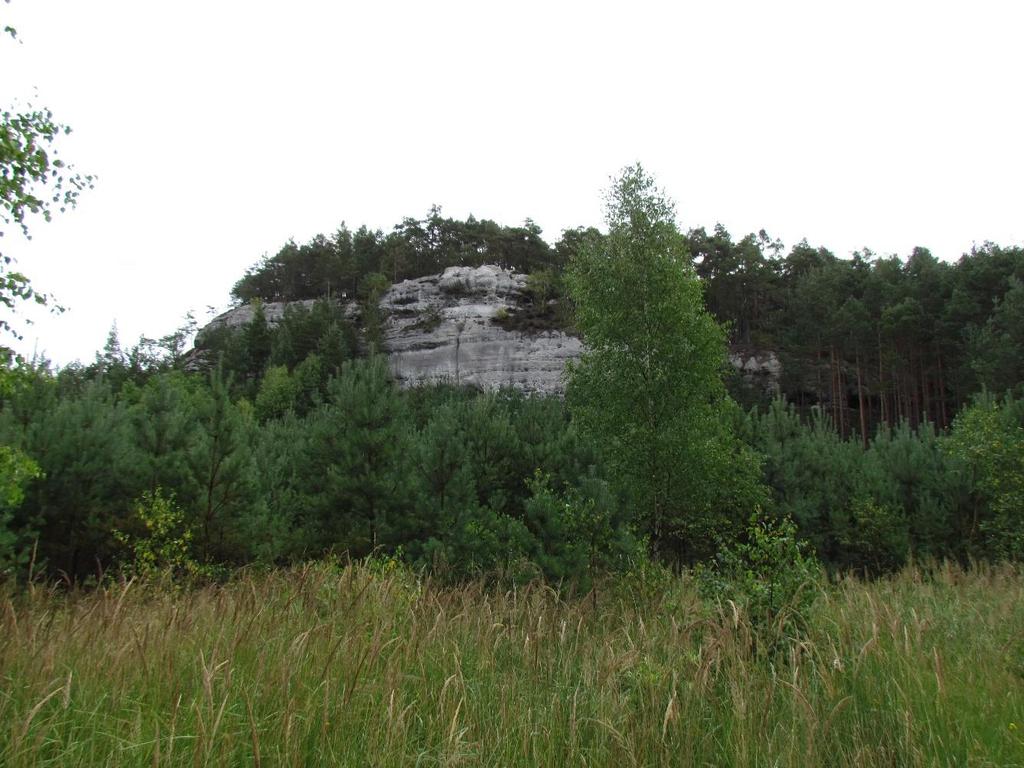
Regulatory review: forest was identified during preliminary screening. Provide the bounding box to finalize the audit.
[2,164,1023,765]
[5,0,1024,756]
[0,166,1022,585]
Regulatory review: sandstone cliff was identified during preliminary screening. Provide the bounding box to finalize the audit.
[196,264,778,396]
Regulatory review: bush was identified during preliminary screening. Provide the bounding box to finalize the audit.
[945,393,1024,560]
[114,489,207,581]
[696,514,820,646]
[522,471,638,590]
[0,445,41,579]
[837,497,910,575]
[418,504,536,584]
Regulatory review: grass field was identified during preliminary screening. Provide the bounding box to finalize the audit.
[1,561,1022,766]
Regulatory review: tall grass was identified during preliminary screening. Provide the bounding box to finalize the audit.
[1,562,1022,766]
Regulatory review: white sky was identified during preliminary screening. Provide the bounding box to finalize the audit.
[2,0,1022,365]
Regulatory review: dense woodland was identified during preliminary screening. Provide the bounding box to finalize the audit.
[1,175,1023,584]
[4,11,1023,764]
[231,205,1024,433]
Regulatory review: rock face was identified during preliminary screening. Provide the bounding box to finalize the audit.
[197,298,328,338]
[381,265,581,395]
[728,350,782,397]
[196,264,779,396]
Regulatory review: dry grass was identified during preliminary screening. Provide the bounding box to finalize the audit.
[1,561,1022,766]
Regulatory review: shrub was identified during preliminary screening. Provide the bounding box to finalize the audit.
[115,489,206,580]
[945,394,1024,560]
[837,497,910,575]
[696,514,820,646]
[0,445,41,579]
[407,306,444,333]
[522,471,638,591]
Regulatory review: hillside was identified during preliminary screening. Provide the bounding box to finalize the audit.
[197,264,779,396]
[213,207,1024,434]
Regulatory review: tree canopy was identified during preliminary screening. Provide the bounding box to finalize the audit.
[566,165,766,562]
[0,11,93,354]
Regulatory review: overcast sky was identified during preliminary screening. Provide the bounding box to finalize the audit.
[2,0,1021,365]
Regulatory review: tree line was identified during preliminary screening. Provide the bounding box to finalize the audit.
[692,228,1024,436]
[231,209,1024,439]
[230,205,587,304]
[1,343,1019,584]
[1,166,1021,585]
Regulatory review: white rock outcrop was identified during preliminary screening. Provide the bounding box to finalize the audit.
[728,350,782,396]
[194,264,779,396]
[381,265,581,395]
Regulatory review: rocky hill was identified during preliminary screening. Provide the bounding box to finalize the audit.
[197,265,779,396]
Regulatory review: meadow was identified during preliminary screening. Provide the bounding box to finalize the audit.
[1,562,1022,767]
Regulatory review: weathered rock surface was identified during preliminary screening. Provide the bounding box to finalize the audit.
[196,298,355,340]
[195,264,779,396]
[381,265,582,394]
[728,350,782,396]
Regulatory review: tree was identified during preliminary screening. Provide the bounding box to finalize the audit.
[244,301,271,381]
[969,276,1024,394]
[305,355,411,554]
[130,372,197,495]
[566,164,766,562]
[187,368,255,563]
[0,442,40,577]
[17,380,142,578]
[945,393,1024,560]
[1,12,94,354]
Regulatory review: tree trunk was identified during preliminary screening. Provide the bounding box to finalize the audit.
[937,352,949,428]
[856,349,868,447]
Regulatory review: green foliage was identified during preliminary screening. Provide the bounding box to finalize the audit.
[254,364,299,421]
[224,199,1024,445]
[114,489,204,580]
[946,393,1024,560]
[130,371,197,495]
[403,387,627,584]
[567,164,765,562]
[0,443,40,576]
[268,299,356,374]
[244,301,271,381]
[187,369,256,563]
[687,230,1024,438]
[494,267,573,334]
[969,276,1024,394]
[0,442,39,508]
[304,355,411,554]
[522,471,638,589]
[524,268,560,304]
[1,20,94,351]
[359,272,391,351]
[867,420,968,558]
[696,514,821,642]
[741,399,973,571]
[232,208,558,305]
[5,163,1024,587]
[5,378,142,578]
[418,504,536,583]
[405,391,528,578]
[245,413,315,562]
[837,497,910,575]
